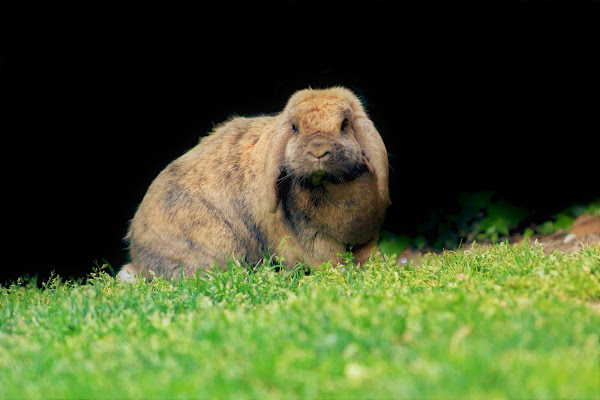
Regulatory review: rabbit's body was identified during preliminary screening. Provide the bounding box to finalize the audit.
[120,87,389,280]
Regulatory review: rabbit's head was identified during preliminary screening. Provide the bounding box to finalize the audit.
[266,87,390,213]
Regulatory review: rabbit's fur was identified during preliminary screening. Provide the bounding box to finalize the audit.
[119,87,390,280]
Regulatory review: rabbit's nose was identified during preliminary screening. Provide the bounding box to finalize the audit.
[307,142,331,159]
[308,150,331,160]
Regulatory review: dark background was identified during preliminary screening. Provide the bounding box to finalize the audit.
[1,0,598,284]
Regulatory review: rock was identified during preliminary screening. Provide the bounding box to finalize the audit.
[568,212,600,237]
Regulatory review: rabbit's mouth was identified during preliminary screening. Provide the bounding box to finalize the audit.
[305,163,370,186]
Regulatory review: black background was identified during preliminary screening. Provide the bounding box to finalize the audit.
[1,1,598,284]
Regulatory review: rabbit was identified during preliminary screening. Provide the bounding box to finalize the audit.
[118,87,390,281]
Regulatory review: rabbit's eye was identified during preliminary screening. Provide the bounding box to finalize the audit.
[341,118,349,131]
[291,123,299,133]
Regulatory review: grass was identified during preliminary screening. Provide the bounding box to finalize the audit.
[1,240,599,399]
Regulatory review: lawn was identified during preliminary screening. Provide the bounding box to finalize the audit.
[1,240,599,399]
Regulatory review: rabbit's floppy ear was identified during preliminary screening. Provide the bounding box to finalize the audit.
[354,117,391,207]
[265,124,289,213]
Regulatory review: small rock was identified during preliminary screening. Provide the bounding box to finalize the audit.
[569,213,600,237]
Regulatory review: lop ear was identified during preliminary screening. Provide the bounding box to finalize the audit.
[354,117,391,207]
[265,125,289,213]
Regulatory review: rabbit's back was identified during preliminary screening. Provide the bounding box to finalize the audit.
[127,116,275,278]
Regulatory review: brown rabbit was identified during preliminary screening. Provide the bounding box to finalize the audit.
[118,87,390,280]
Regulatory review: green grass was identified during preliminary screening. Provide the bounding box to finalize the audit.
[1,241,599,399]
